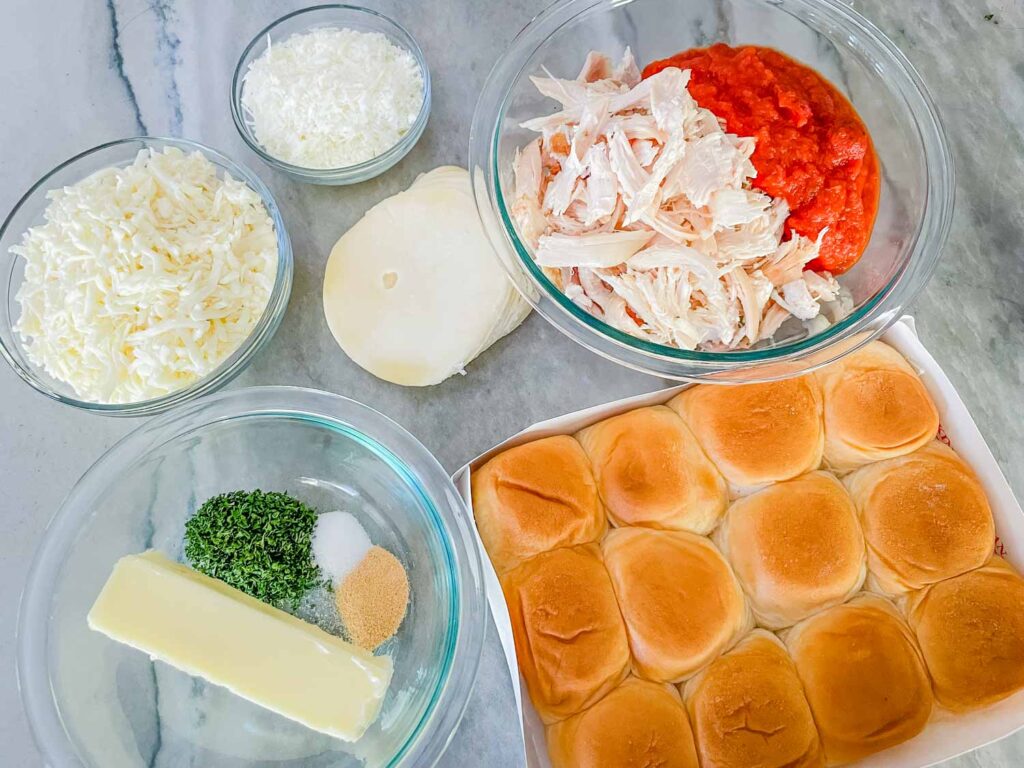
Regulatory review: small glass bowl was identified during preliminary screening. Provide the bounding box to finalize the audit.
[0,137,293,416]
[231,5,432,185]
[16,386,486,768]
[469,0,954,382]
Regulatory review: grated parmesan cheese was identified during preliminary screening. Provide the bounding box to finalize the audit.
[13,147,279,404]
[241,27,424,169]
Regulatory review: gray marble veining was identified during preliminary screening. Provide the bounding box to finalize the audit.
[1,1,1022,766]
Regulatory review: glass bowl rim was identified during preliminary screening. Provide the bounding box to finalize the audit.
[229,3,433,179]
[471,0,954,369]
[0,136,294,415]
[15,385,487,768]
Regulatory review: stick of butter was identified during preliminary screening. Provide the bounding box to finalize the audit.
[87,550,392,741]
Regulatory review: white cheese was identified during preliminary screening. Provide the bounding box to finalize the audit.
[241,27,424,169]
[323,166,530,386]
[12,147,278,404]
[88,551,392,742]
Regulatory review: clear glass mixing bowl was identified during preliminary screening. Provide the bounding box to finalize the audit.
[0,137,293,415]
[16,387,485,768]
[470,0,954,382]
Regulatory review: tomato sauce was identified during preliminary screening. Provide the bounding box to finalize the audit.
[643,44,879,274]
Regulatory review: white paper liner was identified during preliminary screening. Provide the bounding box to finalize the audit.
[451,316,1024,767]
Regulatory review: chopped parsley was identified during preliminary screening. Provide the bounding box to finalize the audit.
[184,490,323,608]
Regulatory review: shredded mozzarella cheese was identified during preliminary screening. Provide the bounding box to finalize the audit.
[241,27,424,169]
[13,147,279,404]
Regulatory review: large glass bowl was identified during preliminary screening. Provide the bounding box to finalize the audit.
[0,137,293,415]
[16,387,486,768]
[470,0,953,381]
[231,5,432,185]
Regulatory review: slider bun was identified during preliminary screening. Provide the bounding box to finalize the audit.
[577,406,727,533]
[714,471,865,629]
[668,377,823,494]
[602,527,751,682]
[472,436,607,573]
[684,630,823,768]
[815,341,939,472]
[786,594,932,766]
[845,441,994,594]
[906,557,1024,712]
[547,677,699,768]
[501,544,630,722]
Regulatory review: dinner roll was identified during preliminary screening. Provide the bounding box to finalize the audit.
[577,406,727,533]
[714,471,865,629]
[501,544,630,722]
[905,557,1024,712]
[472,435,607,573]
[786,594,933,765]
[815,341,939,472]
[602,527,751,682]
[684,630,823,768]
[845,441,994,594]
[668,377,823,494]
[547,677,699,768]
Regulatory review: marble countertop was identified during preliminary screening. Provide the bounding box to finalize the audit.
[1,0,1021,766]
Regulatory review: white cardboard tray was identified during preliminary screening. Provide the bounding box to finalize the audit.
[452,317,1024,768]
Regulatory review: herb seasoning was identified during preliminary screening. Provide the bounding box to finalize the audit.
[184,489,323,607]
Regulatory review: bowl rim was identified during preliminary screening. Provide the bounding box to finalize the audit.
[0,136,294,416]
[229,3,432,180]
[15,385,487,768]
[469,0,954,378]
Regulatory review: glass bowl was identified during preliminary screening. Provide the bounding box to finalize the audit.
[469,0,954,382]
[16,386,486,768]
[0,137,293,416]
[231,5,432,185]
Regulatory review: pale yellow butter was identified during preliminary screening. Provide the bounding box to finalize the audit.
[87,550,392,741]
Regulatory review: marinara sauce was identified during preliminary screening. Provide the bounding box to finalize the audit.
[643,44,879,274]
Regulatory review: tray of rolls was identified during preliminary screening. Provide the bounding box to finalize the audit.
[452,317,1024,768]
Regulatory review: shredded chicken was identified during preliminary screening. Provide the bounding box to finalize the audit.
[510,49,847,350]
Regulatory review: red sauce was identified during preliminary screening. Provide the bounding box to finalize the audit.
[643,44,879,274]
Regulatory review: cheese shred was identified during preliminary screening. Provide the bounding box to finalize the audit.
[13,147,279,404]
[241,27,424,169]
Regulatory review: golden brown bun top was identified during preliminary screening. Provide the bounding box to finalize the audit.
[577,406,726,533]
[786,594,932,765]
[816,341,939,472]
[718,471,865,629]
[684,630,823,768]
[845,440,994,594]
[547,677,699,768]
[906,557,1024,712]
[602,527,749,682]
[669,377,823,490]
[501,544,630,723]
[472,435,606,573]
